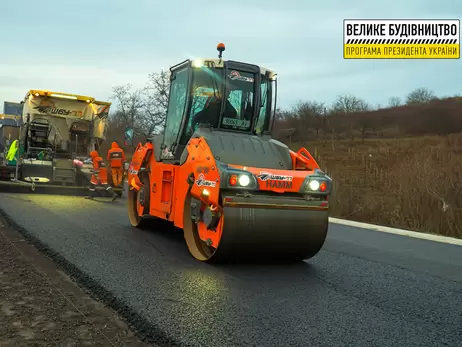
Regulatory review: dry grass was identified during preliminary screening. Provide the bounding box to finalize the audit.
[300,134,462,239]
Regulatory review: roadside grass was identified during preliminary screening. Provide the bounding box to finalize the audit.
[301,134,462,239]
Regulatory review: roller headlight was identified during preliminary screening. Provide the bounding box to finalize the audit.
[229,173,252,187]
[308,180,320,191]
[238,174,250,187]
[301,173,331,194]
[219,165,258,190]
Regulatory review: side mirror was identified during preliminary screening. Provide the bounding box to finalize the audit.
[124,127,134,146]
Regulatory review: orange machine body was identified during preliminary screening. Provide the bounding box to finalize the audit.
[127,136,324,249]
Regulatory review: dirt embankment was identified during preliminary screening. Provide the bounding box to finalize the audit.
[0,216,154,347]
[272,97,462,239]
[304,134,462,239]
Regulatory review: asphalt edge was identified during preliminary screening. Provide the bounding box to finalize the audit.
[329,217,462,246]
[0,207,183,347]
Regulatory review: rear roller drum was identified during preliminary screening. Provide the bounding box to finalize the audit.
[128,171,150,228]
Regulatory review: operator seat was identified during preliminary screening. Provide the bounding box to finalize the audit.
[192,97,222,128]
[243,102,253,121]
[191,96,238,129]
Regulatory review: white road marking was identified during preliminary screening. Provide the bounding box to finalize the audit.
[329,217,462,246]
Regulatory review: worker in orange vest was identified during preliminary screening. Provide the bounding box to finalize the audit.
[107,141,126,187]
[85,150,117,201]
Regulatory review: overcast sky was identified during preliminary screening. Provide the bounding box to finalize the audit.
[0,0,460,113]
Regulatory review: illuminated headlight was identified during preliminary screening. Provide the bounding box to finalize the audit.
[238,174,250,187]
[308,180,320,191]
[298,170,332,195]
[225,171,257,189]
[304,178,329,193]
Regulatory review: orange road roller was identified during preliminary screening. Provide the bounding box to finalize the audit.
[126,43,332,263]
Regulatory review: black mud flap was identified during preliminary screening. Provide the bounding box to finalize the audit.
[189,198,202,223]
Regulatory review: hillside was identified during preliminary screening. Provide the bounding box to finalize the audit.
[273,97,462,238]
[301,135,462,238]
[274,96,462,142]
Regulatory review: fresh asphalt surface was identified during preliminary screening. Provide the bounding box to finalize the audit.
[0,191,461,347]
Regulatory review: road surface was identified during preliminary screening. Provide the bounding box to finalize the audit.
[0,192,460,347]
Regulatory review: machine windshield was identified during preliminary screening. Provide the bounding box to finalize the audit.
[187,66,265,134]
[254,74,271,135]
[219,69,256,131]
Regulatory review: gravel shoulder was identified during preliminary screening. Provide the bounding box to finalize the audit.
[0,215,153,347]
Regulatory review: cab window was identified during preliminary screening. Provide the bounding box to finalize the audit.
[183,67,224,136]
[162,67,188,156]
[254,75,269,134]
[220,70,256,131]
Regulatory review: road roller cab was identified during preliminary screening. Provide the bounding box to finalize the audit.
[126,43,332,263]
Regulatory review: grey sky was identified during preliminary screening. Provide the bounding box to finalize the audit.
[0,0,460,113]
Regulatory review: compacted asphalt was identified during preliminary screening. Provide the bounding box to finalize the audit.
[0,192,460,347]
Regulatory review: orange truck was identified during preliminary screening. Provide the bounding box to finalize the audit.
[125,44,332,263]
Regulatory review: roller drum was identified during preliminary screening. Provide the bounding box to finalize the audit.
[213,206,328,263]
[185,193,329,263]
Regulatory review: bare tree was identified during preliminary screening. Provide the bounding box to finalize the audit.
[274,108,293,121]
[406,87,437,105]
[108,109,128,128]
[273,108,295,131]
[388,96,402,107]
[332,94,370,114]
[141,69,171,136]
[110,84,145,130]
[110,70,171,138]
[294,100,326,138]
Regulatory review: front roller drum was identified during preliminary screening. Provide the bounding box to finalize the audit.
[183,194,329,263]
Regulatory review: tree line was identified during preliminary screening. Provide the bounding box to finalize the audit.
[108,68,461,143]
[275,86,461,142]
